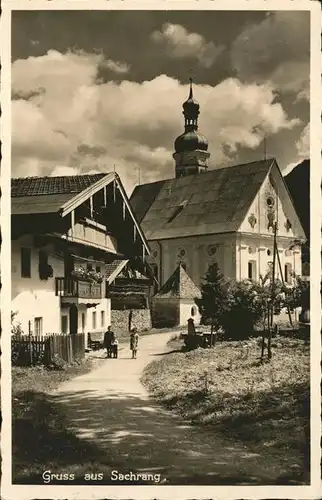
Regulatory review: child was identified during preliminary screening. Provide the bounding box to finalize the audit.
[130,329,139,359]
[111,336,119,358]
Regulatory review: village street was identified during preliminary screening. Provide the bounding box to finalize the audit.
[53,332,286,485]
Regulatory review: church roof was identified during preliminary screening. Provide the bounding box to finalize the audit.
[130,159,274,240]
[154,264,201,299]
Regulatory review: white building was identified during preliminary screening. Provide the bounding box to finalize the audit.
[11,172,149,338]
[130,82,306,289]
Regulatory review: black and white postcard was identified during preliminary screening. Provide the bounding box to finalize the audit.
[1,1,321,499]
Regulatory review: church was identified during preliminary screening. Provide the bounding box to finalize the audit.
[130,80,306,291]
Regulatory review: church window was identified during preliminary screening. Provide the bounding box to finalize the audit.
[191,306,196,317]
[285,263,293,284]
[267,261,273,277]
[248,260,257,280]
[267,249,272,256]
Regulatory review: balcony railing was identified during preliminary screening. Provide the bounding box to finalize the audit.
[55,277,102,299]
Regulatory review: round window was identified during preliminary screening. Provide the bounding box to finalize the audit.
[266,196,275,208]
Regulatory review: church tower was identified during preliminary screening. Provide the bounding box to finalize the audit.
[173,78,210,178]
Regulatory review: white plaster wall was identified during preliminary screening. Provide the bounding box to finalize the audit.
[236,234,302,282]
[12,236,112,336]
[179,300,201,326]
[239,167,305,241]
[147,234,236,287]
[12,236,63,334]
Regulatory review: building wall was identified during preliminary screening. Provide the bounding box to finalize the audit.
[235,235,302,282]
[110,308,151,337]
[68,221,118,254]
[12,236,63,334]
[179,299,201,326]
[237,168,304,282]
[151,298,179,328]
[147,233,236,288]
[12,235,111,336]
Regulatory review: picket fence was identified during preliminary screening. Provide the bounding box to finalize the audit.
[11,333,85,366]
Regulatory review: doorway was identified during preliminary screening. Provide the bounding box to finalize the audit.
[69,304,78,334]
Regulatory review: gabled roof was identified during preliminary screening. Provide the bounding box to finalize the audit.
[11,174,108,215]
[12,172,150,254]
[105,259,129,284]
[11,174,106,197]
[154,264,201,299]
[130,159,274,240]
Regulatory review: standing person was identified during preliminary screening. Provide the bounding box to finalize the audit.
[130,328,139,359]
[111,335,119,359]
[103,326,113,358]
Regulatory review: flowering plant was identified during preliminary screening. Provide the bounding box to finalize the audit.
[71,268,103,283]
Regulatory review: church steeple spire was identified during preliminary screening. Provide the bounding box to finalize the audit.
[183,77,200,133]
[173,79,210,179]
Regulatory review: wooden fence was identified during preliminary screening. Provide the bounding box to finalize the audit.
[12,333,85,367]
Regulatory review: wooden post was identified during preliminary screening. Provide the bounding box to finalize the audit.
[104,186,107,207]
[275,238,294,331]
[90,196,93,218]
[268,222,277,360]
[28,320,33,366]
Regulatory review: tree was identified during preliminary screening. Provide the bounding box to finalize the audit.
[195,264,229,343]
[220,279,264,340]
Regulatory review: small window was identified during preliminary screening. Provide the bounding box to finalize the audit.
[248,260,257,280]
[21,248,31,278]
[87,263,93,271]
[285,263,293,284]
[101,311,105,327]
[92,311,97,330]
[191,306,196,317]
[34,317,43,336]
[61,315,68,334]
[167,200,188,223]
[96,266,101,273]
[81,313,86,332]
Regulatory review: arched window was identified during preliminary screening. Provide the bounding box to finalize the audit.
[191,306,196,317]
[285,263,293,284]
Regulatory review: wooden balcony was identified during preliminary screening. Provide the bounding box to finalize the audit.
[55,277,102,299]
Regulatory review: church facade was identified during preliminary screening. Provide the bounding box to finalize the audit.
[130,81,306,289]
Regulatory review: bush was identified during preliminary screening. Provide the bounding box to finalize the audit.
[221,280,263,339]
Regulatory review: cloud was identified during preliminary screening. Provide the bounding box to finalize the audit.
[231,11,310,100]
[151,23,224,68]
[283,123,309,175]
[12,50,301,194]
[101,59,130,74]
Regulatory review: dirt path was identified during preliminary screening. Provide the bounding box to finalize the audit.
[53,332,285,485]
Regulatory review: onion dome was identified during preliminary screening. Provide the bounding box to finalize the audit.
[174,78,209,153]
[174,130,209,153]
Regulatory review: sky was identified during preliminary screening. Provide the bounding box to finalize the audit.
[11,9,310,194]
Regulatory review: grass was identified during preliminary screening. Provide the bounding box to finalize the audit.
[142,335,310,484]
[12,357,111,484]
